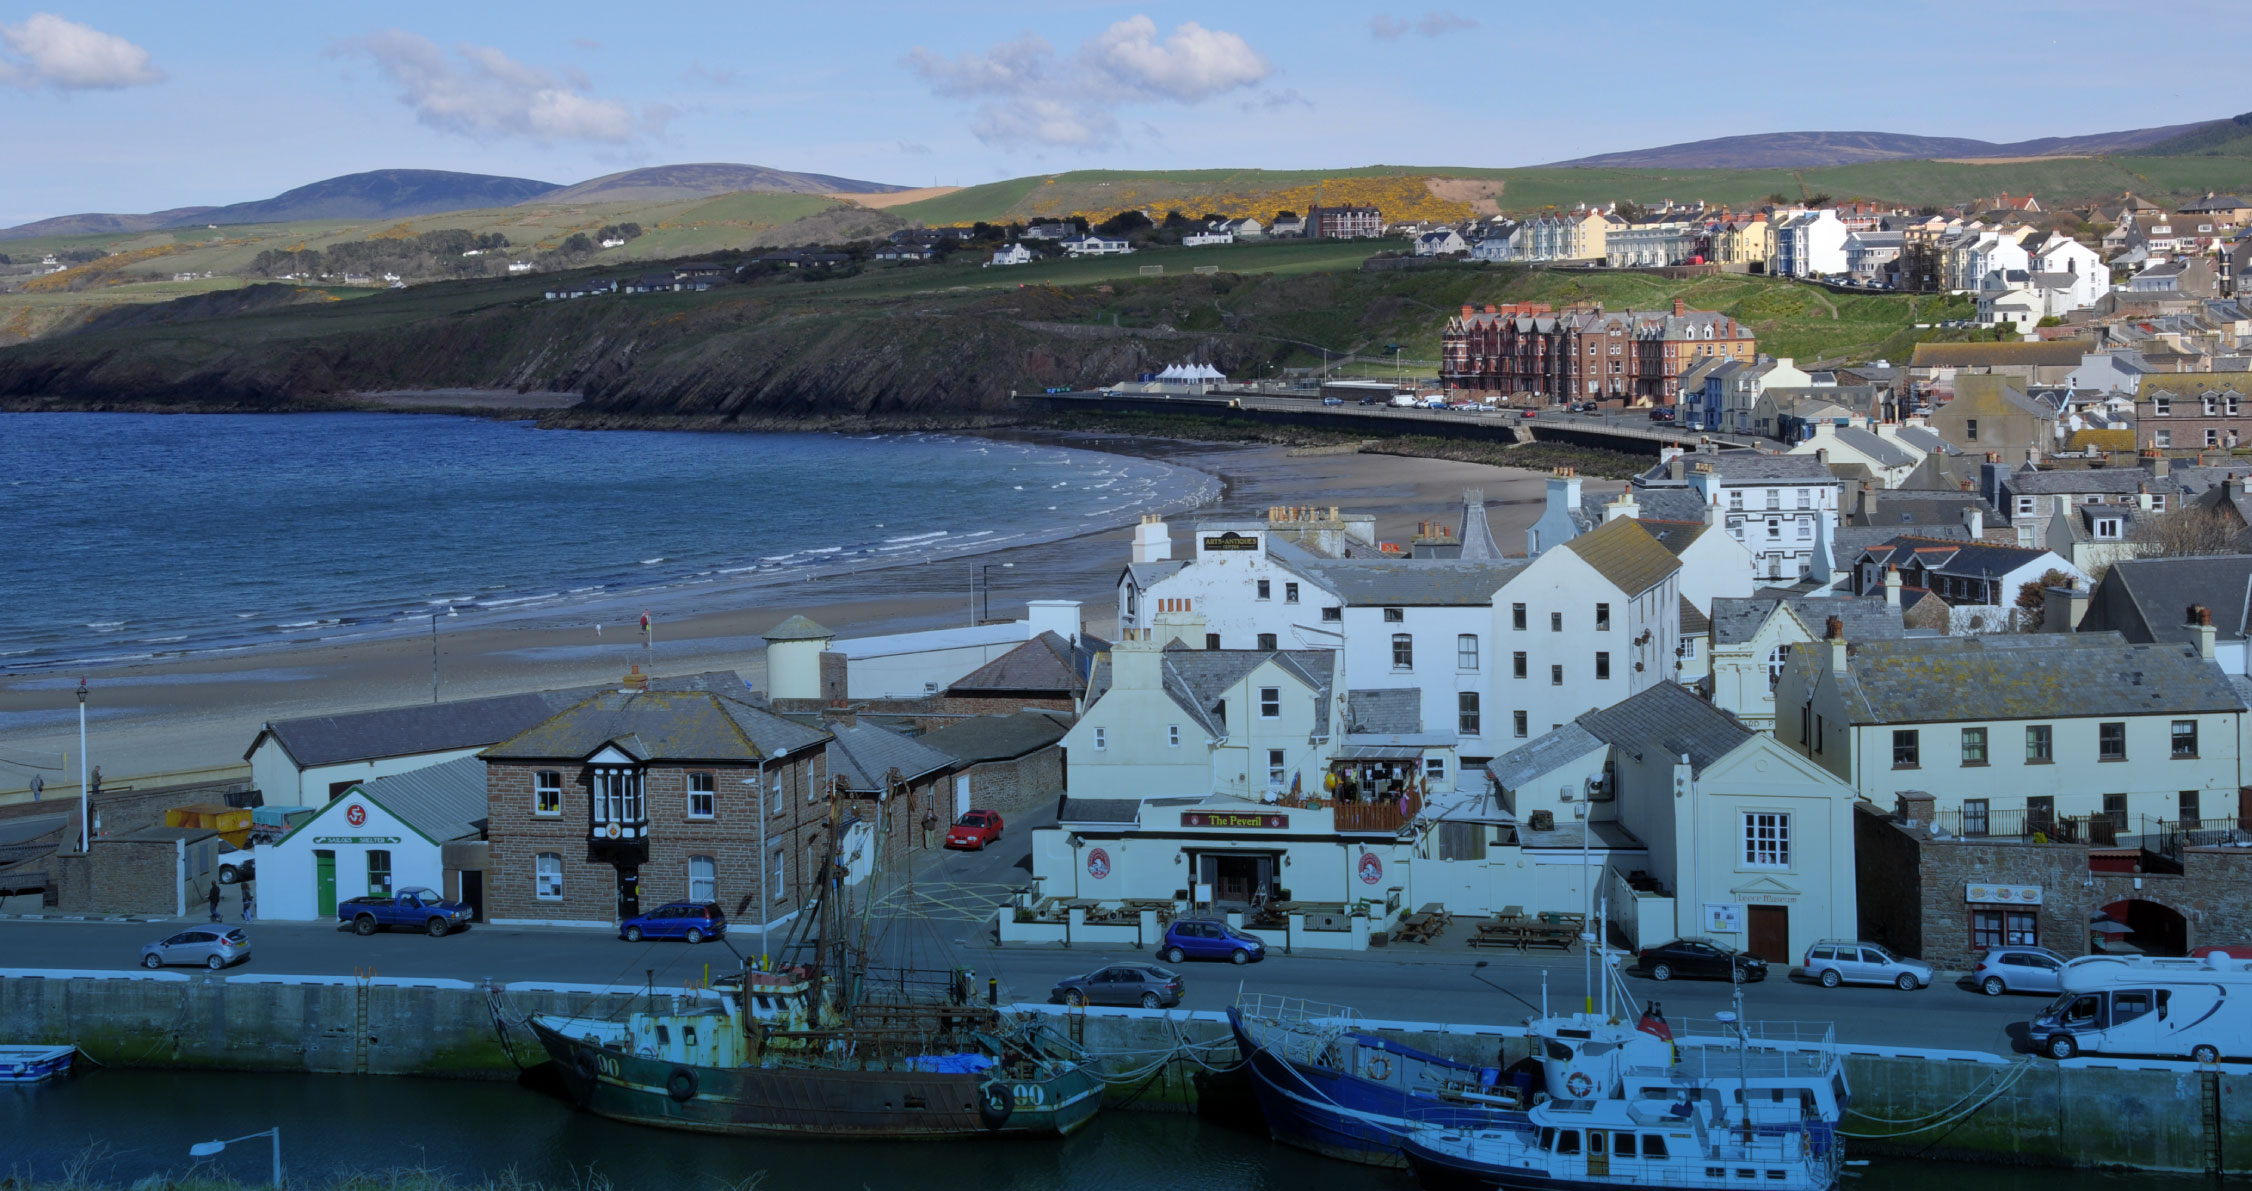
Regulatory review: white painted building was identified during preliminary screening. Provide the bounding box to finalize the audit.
[763,603,1084,700]
[2032,233,2110,311]
[1414,228,1468,256]
[1061,235,1134,257]
[1502,516,1683,742]
[245,690,599,806]
[259,756,486,921]
[1772,209,1848,277]
[988,243,1035,267]
[1182,231,1235,247]
[1707,596,1907,733]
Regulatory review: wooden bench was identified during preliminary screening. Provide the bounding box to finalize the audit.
[1469,915,1581,952]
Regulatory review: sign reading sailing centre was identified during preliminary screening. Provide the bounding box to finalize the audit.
[1182,811,1288,829]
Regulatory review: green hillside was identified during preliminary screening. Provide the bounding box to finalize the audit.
[2142,113,2252,157]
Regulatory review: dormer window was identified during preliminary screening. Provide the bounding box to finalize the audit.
[2095,518,2121,540]
[586,745,647,843]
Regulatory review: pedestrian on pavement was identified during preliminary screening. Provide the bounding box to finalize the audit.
[206,882,222,922]
[28,773,40,801]
[241,884,255,923]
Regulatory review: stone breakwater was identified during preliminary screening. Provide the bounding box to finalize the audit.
[3,970,2247,1173]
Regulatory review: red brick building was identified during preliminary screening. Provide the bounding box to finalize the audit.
[480,690,833,929]
[1441,299,1756,405]
[1308,204,1383,239]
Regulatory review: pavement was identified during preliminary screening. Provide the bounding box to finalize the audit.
[0,825,2044,1057]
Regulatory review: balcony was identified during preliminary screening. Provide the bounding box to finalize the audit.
[1275,788,1422,835]
[1933,807,2118,846]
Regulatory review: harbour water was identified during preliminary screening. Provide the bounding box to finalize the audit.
[0,414,1214,671]
[0,1069,2198,1190]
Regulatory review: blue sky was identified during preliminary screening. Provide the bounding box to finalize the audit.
[2,1,2245,227]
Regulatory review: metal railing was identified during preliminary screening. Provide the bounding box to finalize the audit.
[1933,808,2118,846]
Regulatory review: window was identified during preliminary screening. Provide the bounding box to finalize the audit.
[1743,812,1790,868]
[1766,519,1781,540]
[688,772,716,819]
[2015,496,2036,516]
[1459,692,1481,736]
[1595,652,1611,680]
[1168,725,1180,747]
[2173,720,2199,758]
[1765,644,1792,690]
[1284,582,1299,604]
[1257,632,1278,651]
[2027,725,2053,763]
[1643,1136,1669,1160]
[1595,603,1611,631]
[1513,651,1528,679]
[535,771,562,816]
[2154,396,2171,417]
[1392,634,1414,670]
[1960,727,1988,766]
[1729,490,1744,511]
[2099,721,2126,760]
[535,853,563,901]
[1260,687,1281,718]
[591,767,645,826]
[2104,793,2128,830]
[1971,909,2038,949]
[1512,603,1527,630]
[1458,634,1479,670]
[366,849,392,896]
[1963,799,1990,837]
[772,847,787,899]
[1966,418,1979,442]
[1425,756,1447,784]
[1093,727,1107,751]
[2180,789,2201,825]
[1267,750,1287,787]
[1322,606,1342,622]
[1892,730,1920,769]
[1513,710,1529,738]
[2028,795,2056,831]
[1384,607,1405,623]
[1205,633,1221,650]
[1551,611,1563,632]
[687,855,716,902]
[2209,429,2222,449]
[1797,489,1811,510]
[1551,664,1564,686]
[1256,579,1271,601]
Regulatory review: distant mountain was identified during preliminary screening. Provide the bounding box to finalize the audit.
[529,163,906,205]
[0,169,562,241]
[2141,112,2252,157]
[1544,121,2219,170]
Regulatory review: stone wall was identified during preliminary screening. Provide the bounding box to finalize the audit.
[767,695,1077,730]
[958,745,1065,820]
[54,835,217,917]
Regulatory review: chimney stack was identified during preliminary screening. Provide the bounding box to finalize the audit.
[1132,514,1173,564]
[1884,565,1903,608]
[2192,604,2217,660]
[1825,616,1848,674]
[1963,505,1984,540]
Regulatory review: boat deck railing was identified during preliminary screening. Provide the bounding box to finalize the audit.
[1234,992,1361,1028]
[1671,1019,1834,1048]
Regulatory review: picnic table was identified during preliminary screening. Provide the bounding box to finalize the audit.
[1469,910,1585,952]
[1391,903,1454,945]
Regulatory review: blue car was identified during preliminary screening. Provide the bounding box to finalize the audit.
[619,901,727,944]
[1159,918,1266,965]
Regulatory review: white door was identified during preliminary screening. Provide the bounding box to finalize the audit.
[954,776,970,819]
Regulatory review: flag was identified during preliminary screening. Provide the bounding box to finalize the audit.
[1637,1005,1673,1044]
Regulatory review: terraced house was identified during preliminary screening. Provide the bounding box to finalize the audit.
[1440,299,1755,404]
[2136,376,2252,451]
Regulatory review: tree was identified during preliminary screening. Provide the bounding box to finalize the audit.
[2014,568,2073,630]
[1096,209,1153,238]
[557,233,595,255]
[1612,200,1648,223]
[2131,506,2252,558]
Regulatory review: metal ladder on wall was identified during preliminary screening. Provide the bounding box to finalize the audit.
[2201,1068,2224,1175]
[354,967,375,1076]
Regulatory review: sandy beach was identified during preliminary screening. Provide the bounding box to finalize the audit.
[0,434,1618,800]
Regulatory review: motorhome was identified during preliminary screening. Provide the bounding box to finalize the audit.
[2027,953,2252,1062]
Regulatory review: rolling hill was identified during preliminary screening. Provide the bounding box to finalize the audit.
[1,169,563,241]
[2141,112,2252,157]
[1543,121,2218,169]
[530,163,906,205]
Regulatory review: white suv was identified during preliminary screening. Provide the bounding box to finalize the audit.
[1803,940,1933,991]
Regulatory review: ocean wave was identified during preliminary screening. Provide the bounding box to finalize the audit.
[86,622,125,633]
[476,593,561,609]
[882,531,948,544]
[641,557,666,565]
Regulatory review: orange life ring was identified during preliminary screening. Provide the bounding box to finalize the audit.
[1365,1056,1392,1082]
[1566,1071,1597,1098]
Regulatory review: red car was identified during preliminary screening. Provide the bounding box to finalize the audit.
[944,809,1006,850]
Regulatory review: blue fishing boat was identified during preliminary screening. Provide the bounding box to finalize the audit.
[0,1045,76,1083]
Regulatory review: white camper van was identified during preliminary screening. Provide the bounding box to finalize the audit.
[2027,953,2252,1062]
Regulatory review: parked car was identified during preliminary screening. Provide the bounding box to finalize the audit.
[217,844,255,885]
[1052,963,1184,1009]
[1974,946,2067,996]
[1357,395,1382,406]
[944,809,1005,850]
[1648,407,1676,421]
[338,887,475,937]
[1520,409,1538,419]
[1802,940,1932,990]
[619,901,726,944]
[141,927,250,971]
[1320,395,1345,406]
[1159,918,1266,965]
[1638,938,1767,983]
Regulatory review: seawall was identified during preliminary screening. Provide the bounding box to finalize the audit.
[4,970,2245,1173]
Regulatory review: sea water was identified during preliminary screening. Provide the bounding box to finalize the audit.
[0,413,1213,670]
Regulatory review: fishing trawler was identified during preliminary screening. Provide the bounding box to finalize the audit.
[523,804,1102,1139]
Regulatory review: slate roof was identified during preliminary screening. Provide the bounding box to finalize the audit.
[1125,560,1190,590]
[1487,723,1606,790]
[1574,681,1756,776]
[1057,797,1145,826]
[1344,689,1422,734]
[1458,490,1503,562]
[1290,558,1522,606]
[2084,555,2252,646]
[346,755,488,844]
[1909,341,2088,368]
[481,690,830,762]
[1679,596,1709,636]
[1811,632,2246,724]
[1085,645,1338,739]
[1639,520,1709,557]
[947,631,1091,696]
[1707,595,1907,646]
[1855,536,2059,581]
[761,615,834,642]
[1583,488,1708,527]
[827,721,959,792]
[1849,492,1998,530]
[1635,451,1839,486]
[247,691,593,767]
[915,710,1072,764]
[2005,467,2183,497]
[1563,517,1680,597]
[1825,427,1916,469]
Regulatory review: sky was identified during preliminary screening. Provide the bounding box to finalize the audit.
[3,1,2247,227]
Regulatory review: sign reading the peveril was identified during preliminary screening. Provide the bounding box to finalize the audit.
[1181,811,1288,829]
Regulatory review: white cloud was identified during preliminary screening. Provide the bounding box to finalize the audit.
[906,15,1271,150]
[1371,10,1479,40]
[0,13,163,90]
[333,30,649,144]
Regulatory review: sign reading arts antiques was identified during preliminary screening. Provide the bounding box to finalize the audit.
[1201,532,1258,552]
[1181,811,1288,830]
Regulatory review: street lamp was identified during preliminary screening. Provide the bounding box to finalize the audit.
[75,679,88,851]
[977,562,1015,624]
[744,753,786,969]
[188,1127,281,1188]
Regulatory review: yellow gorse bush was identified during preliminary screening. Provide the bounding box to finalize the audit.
[1001,176,1474,228]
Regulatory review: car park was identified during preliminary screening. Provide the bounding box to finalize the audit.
[619,901,727,944]
[944,809,1005,850]
[141,927,250,971]
[1158,918,1266,965]
[1637,937,1767,983]
[1051,963,1185,1009]
[1974,946,2067,996]
[1802,940,1932,990]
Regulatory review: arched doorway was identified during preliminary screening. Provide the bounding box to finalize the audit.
[2099,899,2188,956]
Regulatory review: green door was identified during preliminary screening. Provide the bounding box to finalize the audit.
[315,850,337,917]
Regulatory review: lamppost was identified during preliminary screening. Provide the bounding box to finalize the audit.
[977,562,1014,624]
[744,756,779,969]
[188,1127,281,1188]
[75,679,88,851]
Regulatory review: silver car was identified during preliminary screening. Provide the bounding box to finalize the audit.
[1973,946,2066,996]
[1802,939,1932,990]
[141,927,250,971]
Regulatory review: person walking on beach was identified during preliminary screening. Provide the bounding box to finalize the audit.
[205,881,222,922]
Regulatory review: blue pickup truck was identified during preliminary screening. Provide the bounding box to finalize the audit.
[338,887,474,937]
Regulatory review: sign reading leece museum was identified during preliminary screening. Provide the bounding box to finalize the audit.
[1181,811,1288,829]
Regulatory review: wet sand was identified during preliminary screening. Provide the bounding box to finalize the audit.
[0,436,1617,797]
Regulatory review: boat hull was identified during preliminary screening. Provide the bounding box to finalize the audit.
[527,1018,1102,1140]
[1228,1009,1519,1168]
[0,1046,75,1083]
